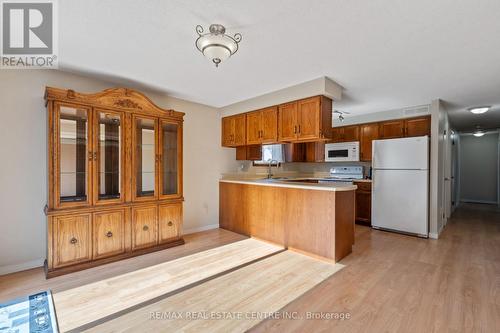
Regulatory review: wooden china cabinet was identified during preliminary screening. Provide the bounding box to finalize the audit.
[44,87,184,277]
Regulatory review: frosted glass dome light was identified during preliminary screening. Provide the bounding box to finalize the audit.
[195,24,242,67]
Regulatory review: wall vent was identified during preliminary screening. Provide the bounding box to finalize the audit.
[403,105,430,116]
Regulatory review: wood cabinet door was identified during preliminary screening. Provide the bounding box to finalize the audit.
[331,127,344,142]
[297,97,320,140]
[305,142,325,162]
[92,109,126,206]
[158,120,183,200]
[132,205,158,250]
[92,210,125,259]
[379,120,405,139]
[53,214,92,268]
[405,117,431,137]
[343,125,360,142]
[159,203,182,243]
[221,116,234,146]
[131,115,158,202]
[360,123,379,161]
[54,102,93,209]
[246,111,261,145]
[232,114,246,146]
[355,190,371,224]
[261,106,278,143]
[278,102,298,141]
[283,143,305,162]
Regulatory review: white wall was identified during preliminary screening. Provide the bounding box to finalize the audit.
[0,70,235,275]
[459,132,499,204]
[221,77,342,117]
[429,99,452,238]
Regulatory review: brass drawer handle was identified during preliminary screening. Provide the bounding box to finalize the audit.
[106,231,113,238]
[70,237,78,244]
[167,221,173,226]
[143,225,149,231]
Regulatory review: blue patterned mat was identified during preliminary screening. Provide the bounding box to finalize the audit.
[0,291,58,333]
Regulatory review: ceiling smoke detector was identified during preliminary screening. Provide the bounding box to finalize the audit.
[195,24,242,67]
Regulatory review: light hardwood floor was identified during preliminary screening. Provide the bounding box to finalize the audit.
[252,203,500,332]
[85,251,344,332]
[1,204,499,332]
[54,239,283,332]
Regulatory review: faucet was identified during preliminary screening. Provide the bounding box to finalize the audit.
[267,159,280,179]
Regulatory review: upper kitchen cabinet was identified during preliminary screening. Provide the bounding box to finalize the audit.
[246,106,278,144]
[331,125,360,143]
[379,116,431,139]
[278,96,332,142]
[222,114,246,147]
[360,123,379,161]
[379,119,405,139]
[405,116,431,137]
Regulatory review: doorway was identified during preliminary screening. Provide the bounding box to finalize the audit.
[458,131,499,205]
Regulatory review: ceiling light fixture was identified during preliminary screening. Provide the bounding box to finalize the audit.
[195,24,242,67]
[473,130,485,137]
[468,106,490,114]
[333,110,350,123]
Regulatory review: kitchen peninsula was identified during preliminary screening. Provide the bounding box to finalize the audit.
[219,178,356,262]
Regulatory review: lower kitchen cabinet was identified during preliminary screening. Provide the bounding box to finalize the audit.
[159,203,182,243]
[92,209,126,260]
[354,181,372,226]
[52,214,92,268]
[132,205,159,250]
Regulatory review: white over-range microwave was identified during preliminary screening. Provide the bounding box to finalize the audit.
[324,141,360,162]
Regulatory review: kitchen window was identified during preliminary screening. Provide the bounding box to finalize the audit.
[253,144,284,166]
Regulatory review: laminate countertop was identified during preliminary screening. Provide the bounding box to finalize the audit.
[219,179,357,192]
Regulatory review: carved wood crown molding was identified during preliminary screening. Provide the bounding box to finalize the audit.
[44,86,185,119]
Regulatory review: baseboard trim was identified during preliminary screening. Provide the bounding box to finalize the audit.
[428,232,439,239]
[461,199,497,205]
[0,258,44,276]
[183,223,219,235]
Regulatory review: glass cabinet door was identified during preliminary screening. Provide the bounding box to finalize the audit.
[94,110,124,204]
[159,120,181,198]
[56,103,92,207]
[132,116,158,200]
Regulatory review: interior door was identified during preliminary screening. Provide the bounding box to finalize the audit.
[246,111,261,144]
[278,102,298,141]
[297,97,320,140]
[54,102,93,208]
[261,106,278,143]
[159,120,182,199]
[132,115,158,202]
[93,109,125,205]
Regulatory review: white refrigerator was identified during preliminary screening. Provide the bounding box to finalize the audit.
[371,136,429,237]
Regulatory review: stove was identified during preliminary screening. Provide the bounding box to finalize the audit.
[319,166,364,183]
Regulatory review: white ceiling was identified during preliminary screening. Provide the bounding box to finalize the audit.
[60,0,500,130]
